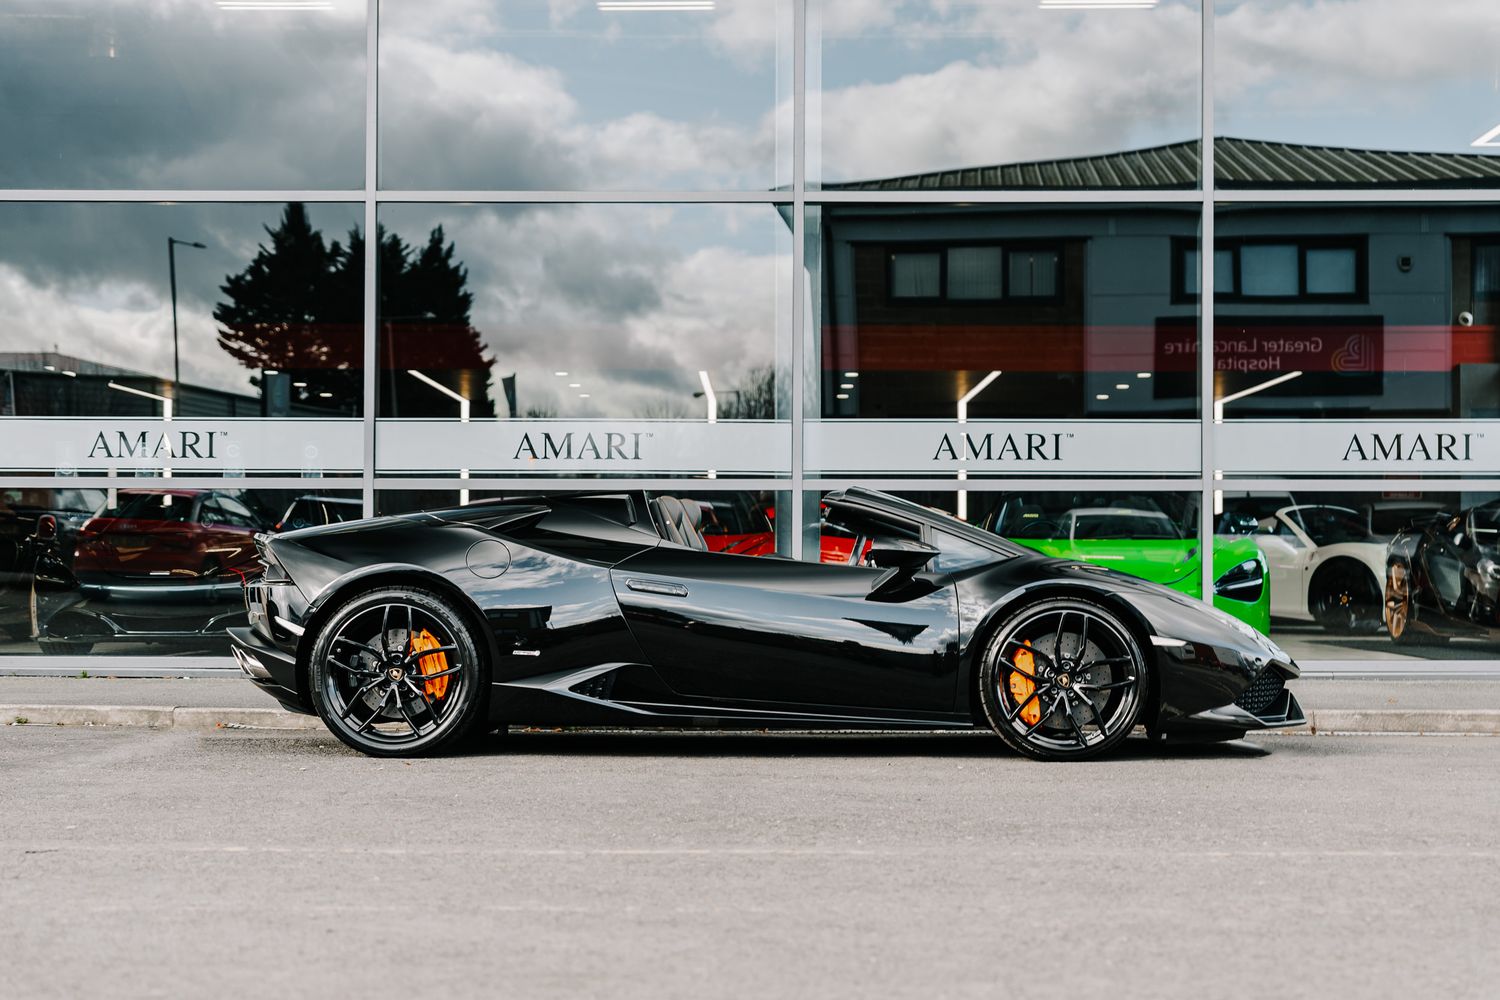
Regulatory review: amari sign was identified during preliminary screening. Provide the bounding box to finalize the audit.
[805,421,1200,475]
[1217,421,1497,475]
[0,418,363,475]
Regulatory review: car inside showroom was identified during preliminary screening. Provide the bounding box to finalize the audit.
[3,0,1500,678]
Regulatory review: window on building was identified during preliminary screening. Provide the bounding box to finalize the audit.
[1177,238,1364,302]
[890,251,942,299]
[946,246,1003,300]
[1007,248,1059,298]
[888,245,1061,302]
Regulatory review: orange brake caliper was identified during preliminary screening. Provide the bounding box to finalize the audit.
[1009,640,1041,726]
[408,628,451,700]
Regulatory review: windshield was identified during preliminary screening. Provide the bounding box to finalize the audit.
[96,493,195,523]
[1070,511,1181,541]
[1293,506,1371,546]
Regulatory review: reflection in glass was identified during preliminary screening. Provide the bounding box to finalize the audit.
[809,204,1200,419]
[0,486,359,657]
[0,1,365,189]
[1212,204,1500,419]
[377,203,790,423]
[378,0,790,191]
[812,0,1201,189]
[0,202,364,420]
[1215,0,1500,188]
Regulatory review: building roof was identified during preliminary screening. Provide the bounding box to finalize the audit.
[826,137,1500,191]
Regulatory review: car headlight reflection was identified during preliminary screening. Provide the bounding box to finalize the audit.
[1214,557,1265,603]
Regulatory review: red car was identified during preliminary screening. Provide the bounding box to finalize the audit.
[33,489,264,655]
[691,496,865,563]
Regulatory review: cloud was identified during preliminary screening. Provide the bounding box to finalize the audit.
[0,0,364,188]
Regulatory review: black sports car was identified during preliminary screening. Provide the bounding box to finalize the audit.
[227,488,1304,760]
[1385,502,1497,645]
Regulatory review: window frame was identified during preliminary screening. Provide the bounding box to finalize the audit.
[883,240,1065,306]
[1174,236,1368,304]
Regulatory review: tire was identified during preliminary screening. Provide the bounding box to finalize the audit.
[308,586,490,758]
[1310,562,1382,634]
[978,598,1149,762]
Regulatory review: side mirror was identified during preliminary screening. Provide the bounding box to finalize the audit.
[866,537,939,574]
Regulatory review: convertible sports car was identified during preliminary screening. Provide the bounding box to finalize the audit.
[228,488,1304,760]
[1385,502,1499,645]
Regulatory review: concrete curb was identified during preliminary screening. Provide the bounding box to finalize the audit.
[4,704,1500,735]
[1,704,324,731]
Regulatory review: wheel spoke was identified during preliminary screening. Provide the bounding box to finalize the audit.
[411,663,461,681]
[352,687,392,735]
[1004,684,1052,723]
[406,603,416,647]
[404,644,460,667]
[332,636,383,659]
[1078,613,1090,662]
[403,677,442,720]
[1002,635,1056,667]
[1083,693,1110,739]
[1018,692,1063,740]
[391,685,424,738]
[329,658,379,678]
[1065,703,1091,749]
[338,678,382,721]
[380,603,393,657]
[1076,676,1137,693]
[1082,655,1133,668]
[1053,611,1068,664]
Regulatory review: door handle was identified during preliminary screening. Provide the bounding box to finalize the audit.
[625,578,689,598]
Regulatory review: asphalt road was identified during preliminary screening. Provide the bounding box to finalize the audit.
[3,727,1497,1000]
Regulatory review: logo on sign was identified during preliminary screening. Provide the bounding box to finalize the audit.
[86,429,226,460]
[1330,333,1374,373]
[1342,432,1473,463]
[933,432,1064,463]
[513,431,645,462]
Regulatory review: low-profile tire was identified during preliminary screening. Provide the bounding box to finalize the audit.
[978,597,1149,762]
[1310,562,1382,634]
[308,586,490,758]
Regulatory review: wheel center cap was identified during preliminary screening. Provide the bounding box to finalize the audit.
[387,666,405,681]
[1057,673,1072,688]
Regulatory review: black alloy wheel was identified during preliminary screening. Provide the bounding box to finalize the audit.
[978,598,1148,761]
[1310,564,1382,634]
[308,587,489,757]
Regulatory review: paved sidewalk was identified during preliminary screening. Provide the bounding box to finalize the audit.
[2,675,1499,734]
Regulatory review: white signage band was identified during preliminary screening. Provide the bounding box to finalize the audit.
[1217,420,1500,475]
[375,419,790,475]
[805,420,1201,475]
[0,418,364,475]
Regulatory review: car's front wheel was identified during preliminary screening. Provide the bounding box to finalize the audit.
[308,586,489,757]
[978,598,1148,761]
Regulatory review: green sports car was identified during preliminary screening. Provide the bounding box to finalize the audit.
[1002,507,1271,634]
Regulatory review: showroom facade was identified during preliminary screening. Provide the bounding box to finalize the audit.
[3,0,1500,671]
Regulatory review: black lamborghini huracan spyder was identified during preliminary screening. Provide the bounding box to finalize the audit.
[228,488,1304,760]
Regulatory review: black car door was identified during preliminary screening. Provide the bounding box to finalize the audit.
[610,509,961,716]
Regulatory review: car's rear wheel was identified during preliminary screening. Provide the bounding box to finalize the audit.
[978,598,1148,761]
[309,587,489,757]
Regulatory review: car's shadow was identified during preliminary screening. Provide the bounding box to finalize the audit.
[445,728,1275,761]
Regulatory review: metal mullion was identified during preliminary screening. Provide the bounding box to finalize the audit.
[373,190,789,204]
[810,188,1202,205]
[0,190,361,203]
[790,0,806,558]
[1215,188,1500,203]
[362,0,378,518]
[1199,0,1215,610]
[371,477,796,493]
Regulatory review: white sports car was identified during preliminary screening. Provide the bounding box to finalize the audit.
[1252,505,1386,633]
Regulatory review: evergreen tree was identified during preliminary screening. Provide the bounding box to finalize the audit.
[215,204,493,418]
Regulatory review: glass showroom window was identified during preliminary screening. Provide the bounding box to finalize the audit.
[0,202,366,479]
[1215,0,1500,189]
[374,203,792,483]
[804,204,1201,480]
[377,0,791,191]
[0,2,365,189]
[2,486,361,658]
[810,0,1202,190]
[1212,203,1500,477]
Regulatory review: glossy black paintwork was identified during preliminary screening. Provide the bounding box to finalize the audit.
[228,488,1299,737]
[1390,506,1500,640]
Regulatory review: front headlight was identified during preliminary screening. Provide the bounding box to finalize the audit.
[1214,557,1265,603]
